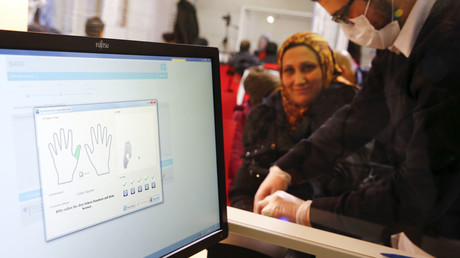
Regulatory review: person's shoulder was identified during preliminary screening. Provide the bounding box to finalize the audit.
[326,81,358,95]
[232,101,251,120]
[248,92,279,120]
[244,52,260,62]
[244,95,278,144]
[229,52,243,60]
[415,0,460,50]
[259,90,281,107]
[430,0,460,26]
[313,81,357,107]
[228,52,243,65]
[249,101,271,117]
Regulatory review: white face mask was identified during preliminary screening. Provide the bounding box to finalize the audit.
[340,0,400,49]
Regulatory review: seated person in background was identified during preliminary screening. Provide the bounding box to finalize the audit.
[85,16,104,37]
[228,40,261,76]
[229,31,371,211]
[254,34,270,60]
[192,37,208,46]
[162,32,176,43]
[260,41,278,65]
[28,6,60,34]
[228,67,281,190]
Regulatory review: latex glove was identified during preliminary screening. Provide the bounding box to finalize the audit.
[258,190,312,226]
[48,128,81,184]
[254,165,292,214]
[84,124,112,175]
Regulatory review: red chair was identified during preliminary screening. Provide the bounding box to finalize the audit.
[222,119,237,205]
[222,68,241,121]
[220,64,231,91]
[263,62,278,71]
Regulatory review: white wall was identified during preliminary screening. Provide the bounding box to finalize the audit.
[26,0,348,54]
[101,0,176,42]
[99,0,315,51]
[195,0,314,51]
[50,0,176,41]
[311,3,348,51]
[235,6,313,53]
[0,0,28,31]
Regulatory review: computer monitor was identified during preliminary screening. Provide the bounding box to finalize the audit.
[0,30,227,257]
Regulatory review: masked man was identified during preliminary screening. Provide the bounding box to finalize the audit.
[253,0,460,256]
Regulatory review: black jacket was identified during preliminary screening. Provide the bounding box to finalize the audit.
[275,0,460,254]
[228,51,260,76]
[230,83,371,211]
[173,0,199,44]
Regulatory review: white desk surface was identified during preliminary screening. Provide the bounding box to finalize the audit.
[225,206,428,258]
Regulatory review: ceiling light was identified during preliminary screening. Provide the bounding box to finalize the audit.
[267,16,275,24]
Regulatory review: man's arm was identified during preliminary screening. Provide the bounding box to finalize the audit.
[311,35,460,231]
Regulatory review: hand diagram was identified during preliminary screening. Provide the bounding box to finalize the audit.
[84,124,112,175]
[48,128,81,184]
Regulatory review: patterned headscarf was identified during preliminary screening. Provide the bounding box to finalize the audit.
[277,31,354,131]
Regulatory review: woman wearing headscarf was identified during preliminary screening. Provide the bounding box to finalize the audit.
[229,31,371,211]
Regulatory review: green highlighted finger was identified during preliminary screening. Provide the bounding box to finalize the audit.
[75,145,81,159]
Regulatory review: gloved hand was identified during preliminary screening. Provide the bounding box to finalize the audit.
[256,190,312,226]
[254,165,292,214]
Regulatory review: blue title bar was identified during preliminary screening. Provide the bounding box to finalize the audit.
[0,49,211,63]
[8,72,168,81]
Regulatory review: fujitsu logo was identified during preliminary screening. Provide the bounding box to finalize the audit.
[96,40,109,49]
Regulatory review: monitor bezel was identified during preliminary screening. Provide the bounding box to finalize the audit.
[0,29,228,258]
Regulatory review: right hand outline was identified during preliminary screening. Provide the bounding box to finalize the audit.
[84,124,112,175]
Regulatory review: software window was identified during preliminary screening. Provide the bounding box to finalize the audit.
[34,100,163,240]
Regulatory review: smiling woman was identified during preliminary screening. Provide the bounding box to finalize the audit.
[277,31,357,130]
[280,45,322,107]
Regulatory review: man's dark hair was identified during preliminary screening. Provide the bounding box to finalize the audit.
[85,16,105,37]
[162,32,175,42]
[240,40,250,52]
[193,37,209,46]
[265,42,278,55]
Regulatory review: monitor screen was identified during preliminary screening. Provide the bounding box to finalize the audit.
[0,30,227,257]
